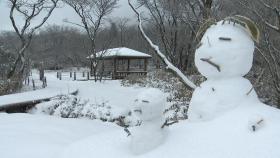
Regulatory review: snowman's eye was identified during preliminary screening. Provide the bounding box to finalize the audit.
[219,37,232,41]
[142,100,149,103]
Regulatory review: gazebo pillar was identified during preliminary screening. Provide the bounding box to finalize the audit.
[144,58,148,71]
[127,59,130,71]
[113,57,117,79]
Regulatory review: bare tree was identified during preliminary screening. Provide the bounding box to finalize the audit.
[235,0,280,105]
[7,0,59,80]
[238,0,279,32]
[136,0,219,71]
[116,18,130,47]
[128,0,197,90]
[255,30,280,105]
[64,0,118,82]
[30,25,89,69]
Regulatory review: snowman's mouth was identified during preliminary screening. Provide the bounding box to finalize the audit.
[200,57,221,72]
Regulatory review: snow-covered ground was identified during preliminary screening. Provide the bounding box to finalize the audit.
[1,103,280,158]
[0,113,120,158]
[1,68,280,158]
[57,103,280,158]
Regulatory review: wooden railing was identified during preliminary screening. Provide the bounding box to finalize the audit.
[113,71,147,79]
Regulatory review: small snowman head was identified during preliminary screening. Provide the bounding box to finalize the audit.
[195,16,259,79]
[132,88,166,121]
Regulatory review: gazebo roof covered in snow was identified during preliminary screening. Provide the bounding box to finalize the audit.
[88,47,152,59]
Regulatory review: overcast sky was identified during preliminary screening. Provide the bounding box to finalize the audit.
[0,0,138,31]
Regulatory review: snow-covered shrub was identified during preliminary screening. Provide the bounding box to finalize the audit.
[53,95,87,118]
[31,95,140,127]
[121,70,204,123]
[30,95,79,115]
[0,76,24,96]
[0,47,28,95]
[80,101,112,120]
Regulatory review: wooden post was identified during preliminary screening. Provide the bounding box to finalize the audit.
[32,79,35,90]
[42,77,47,88]
[57,72,59,79]
[39,65,44,81]
[42,79,45,88]
[70,72,72,78]
[74,72,76,81]
[144,58,148,71]
[39,70,44,81]
[127,59,130,71]
[113,58,117,79]
[90,60,93,76]
[45,77,47,87]
[44,77,47,87]
[87,72,90,80]
[59,72,62,80]
[27,77,30,85]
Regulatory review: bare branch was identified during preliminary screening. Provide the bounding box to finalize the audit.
[64,0,118,82]
[128,0,197,90]
[7,0,59,79]
[238,0,280,32]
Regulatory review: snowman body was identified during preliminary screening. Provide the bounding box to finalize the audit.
[130,88,167,155]
[188,21,259,121]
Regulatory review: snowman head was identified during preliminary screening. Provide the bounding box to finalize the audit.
[195,16,259,79]
[132,88,166,121]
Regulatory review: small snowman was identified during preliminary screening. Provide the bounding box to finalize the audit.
[188,16,260,121]
[130,88,167,155]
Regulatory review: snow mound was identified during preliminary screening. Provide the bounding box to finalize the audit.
[56,103,280,158]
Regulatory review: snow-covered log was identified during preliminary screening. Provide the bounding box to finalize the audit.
[0,90,79,113]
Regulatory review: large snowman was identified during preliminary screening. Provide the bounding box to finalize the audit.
[188,16,260,121]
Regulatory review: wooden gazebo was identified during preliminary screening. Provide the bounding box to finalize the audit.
[89,47,152,79]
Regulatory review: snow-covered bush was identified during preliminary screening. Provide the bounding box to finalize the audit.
[30,95,140,127]
[121,70,204,123]
[0,47,26,95]
[0,76,24,96]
